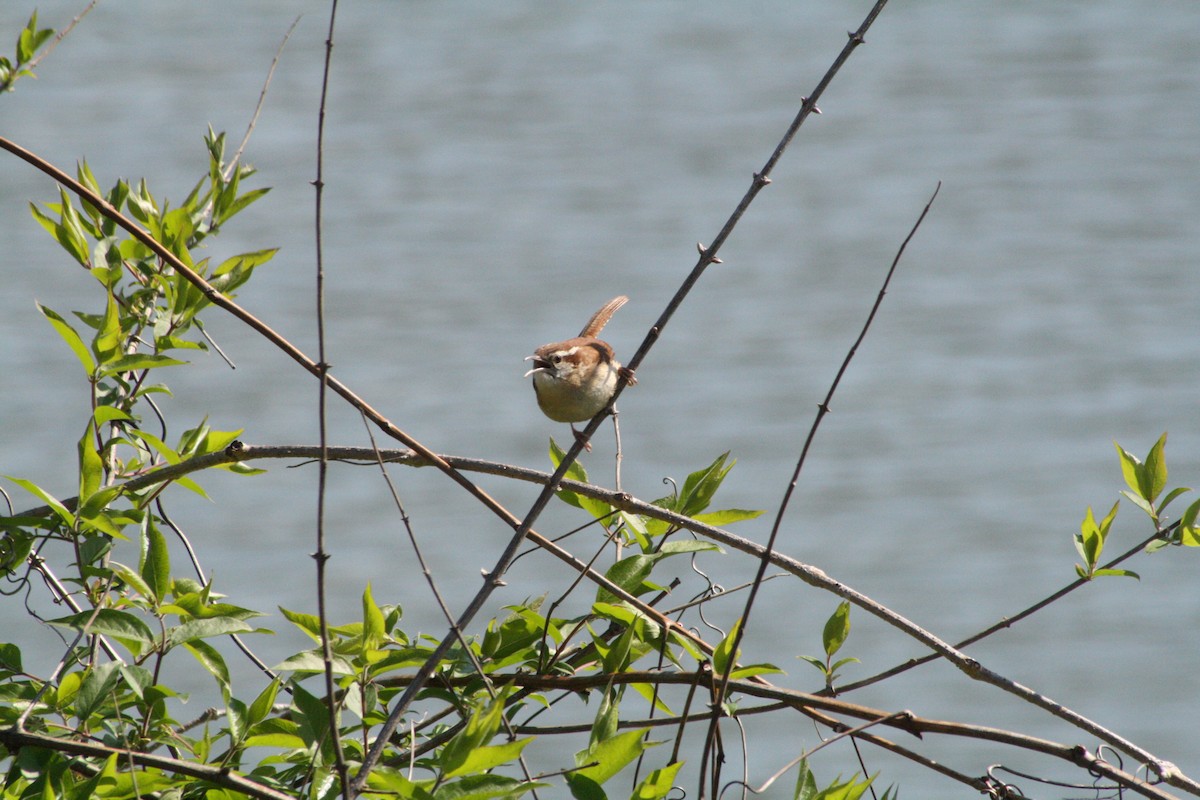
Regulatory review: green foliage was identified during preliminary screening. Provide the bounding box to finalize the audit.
[793,759,880,800]
[1115,433,1171,523]
[800,601,860,689]
[1072,502,1135,580]
[0,10,54,93]
[1087,434,1199,562]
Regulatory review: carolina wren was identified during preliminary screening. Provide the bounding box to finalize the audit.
[525,295,636,448]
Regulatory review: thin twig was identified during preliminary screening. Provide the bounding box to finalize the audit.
[834,525,1171,695]
[704,181,940,779]
[229,16,300,176]
[311,1,350,795]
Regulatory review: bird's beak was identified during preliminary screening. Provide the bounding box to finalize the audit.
[523,354,548,378]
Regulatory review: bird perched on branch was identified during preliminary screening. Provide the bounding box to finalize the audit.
[524,295,636,449]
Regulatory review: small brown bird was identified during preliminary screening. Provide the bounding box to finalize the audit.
[524,295,636,449]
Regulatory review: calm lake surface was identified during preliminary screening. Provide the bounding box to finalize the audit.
[2,2,1198,796]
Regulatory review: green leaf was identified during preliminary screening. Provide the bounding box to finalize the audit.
[291,683,333,749]
[109,561,155,603]
[126,429,181,464]
[589,686,621,749]
[597,554,659,605]
[712,617,742,676]
[444,739,532,779]
[216,188,272,226]
[36,302,96,374]
[77,487,124,525]
[600,621,639,674]
[210,248,278,295]
[226,696,248,744]
[1120,489,1154,519]
[0,643,24,673]
[435,774,541,800]
[41,188,91,266]
[1074,506,1102,569]
[631,761,683,800]
[247,678,281,727]
[1159,486,1191,515]
[795,758,819,800]
[4,475,75,527]
[1114,440,1143,498]
[166,616,257,647]
[73,661,122,722]
[1094,566,1137,578]
[726,662,784,681]
[280,606,323,641]
[77,419,103,504]
[1114,433,1169,511]
[92,290,122,365]
[799,654,828,674]
[692,508,765,527]
[813,773,875,800]
[1143,432,1168,504]
[656,540,721,556]
[481,605,549,665]
[139,519,171,604]
[16,12,54,64]
[1176,499,1200,547]
[566,775,605,800]
[94,406,134,426]
[822,602,851,659]
[363,582,386,652]
[273,650,355,675]
[441,694,509,776]
[184,639,231,696]
[620,511,651,551]
[549,438,614,521]
[677,452,735,517]
[244,718,306,750]
[572,729,653,786]
[99,354,188,376]
[1098,500,1119,535]
[48,609,155,655]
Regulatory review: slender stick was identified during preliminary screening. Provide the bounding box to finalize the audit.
[703,183,940,782]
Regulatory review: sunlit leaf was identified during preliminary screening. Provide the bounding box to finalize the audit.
[822,602,851,659]
[100,354,188,376]
[712,617,742,676]
[3,475,75,527]
[36,302,96,375]
[139,519,171,604]
[631,761,683,800]
[183,639,231,696]
[573,729,654,786]
[48,609,154,657]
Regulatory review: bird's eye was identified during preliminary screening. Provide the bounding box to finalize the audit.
[552,355,563,364]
